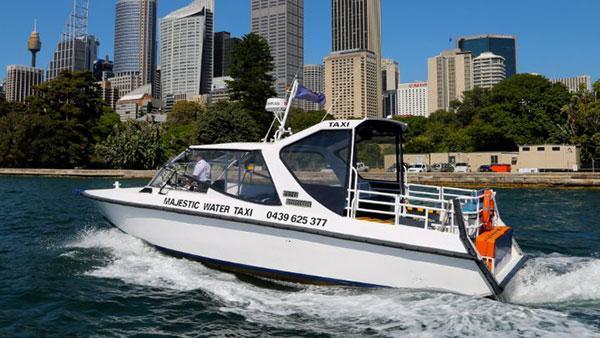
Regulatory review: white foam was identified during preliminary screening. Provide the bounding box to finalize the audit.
[66,229,600,337]
[505,254,600,304]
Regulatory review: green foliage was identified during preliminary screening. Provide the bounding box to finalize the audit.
[395,75,573,155]
[167,101,204,126]
[227,33,276,132]
[287,109,333,133]
[196,102,262,145]
[95,121,163,170]
[0,71,109,168]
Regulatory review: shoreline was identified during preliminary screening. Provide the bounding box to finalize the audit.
[1,168,599,189]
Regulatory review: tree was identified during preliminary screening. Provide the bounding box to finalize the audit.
[95,121,164,170]
[227,33,276,132]
[167,101,204,126]
[196,102,262,145]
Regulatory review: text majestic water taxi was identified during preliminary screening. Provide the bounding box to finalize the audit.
[83,84,526,299]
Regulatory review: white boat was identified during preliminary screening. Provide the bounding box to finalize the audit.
[83,83,527,299]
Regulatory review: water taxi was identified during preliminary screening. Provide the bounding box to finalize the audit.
[83,83,527,299]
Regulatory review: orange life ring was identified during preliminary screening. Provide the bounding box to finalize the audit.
[482,190,495,231]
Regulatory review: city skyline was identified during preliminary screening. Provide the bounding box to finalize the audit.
[1,0,600,84]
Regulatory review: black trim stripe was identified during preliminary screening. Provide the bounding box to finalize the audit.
[453,199,503,300]
[82,191,474,261]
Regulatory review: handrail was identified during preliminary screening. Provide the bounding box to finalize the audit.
[347,184,488,235]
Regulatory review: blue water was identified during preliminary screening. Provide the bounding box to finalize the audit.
[1,177,600,337]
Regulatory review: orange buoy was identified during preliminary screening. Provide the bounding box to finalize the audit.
[482,190,495,231]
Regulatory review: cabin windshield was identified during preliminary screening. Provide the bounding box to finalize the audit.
[150,149,281,205]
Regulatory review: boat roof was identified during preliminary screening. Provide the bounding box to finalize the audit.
[189,119,407,150]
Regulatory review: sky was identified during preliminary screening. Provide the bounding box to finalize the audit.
[1,0,599,83]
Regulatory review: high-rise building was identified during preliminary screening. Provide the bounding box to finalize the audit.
[5,65,44,103]
[47,0,99,81]
[326,0,382,118]
[93,57,114,81]
[214,31,240,77]
[382,58,399,91]
[251,0,304,98]
[427,49,473,113]
[302,64,325,111]
[114,0,158,92]
[160,0,214,106]
[457,34,517,78]
[551,75,592,93]
[324,51,379,119]
[397,82,429,117]
[473,52,506,89]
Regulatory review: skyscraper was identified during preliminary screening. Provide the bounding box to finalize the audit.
[47,0,99,81]
[114,0,158,92]
[302,64,324,111]
[457,35,517,78]
[5,65,44,102]
[251,0,304,98]
[382,58,400,91]
[473,52,506,89]
[326,0,382,118]
[160,0,214,106]
[214,31,240,78]
[427,49,473,113]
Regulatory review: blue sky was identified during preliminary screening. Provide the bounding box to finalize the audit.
[1,0,599,83]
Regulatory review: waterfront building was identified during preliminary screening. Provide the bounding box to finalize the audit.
[302,64,325,111]
[397,82,429,117]
[5,65,44,103]
[326,0,382,118]
[427,49,473,113]
[160,0,214,106]
[324,51,379,119]
[0,80,5,100]
[214,32,240,77]
[114,0,158,93]
[457,34,517,78]
[382,58,400,91]
[251,0,304,98]
[551,75,592,93]
[473,52,506,89]
[389,145,580,173]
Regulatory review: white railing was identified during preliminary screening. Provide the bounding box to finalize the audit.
[346,185,488,235]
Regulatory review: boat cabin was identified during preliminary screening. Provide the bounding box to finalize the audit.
[149,119,407,217]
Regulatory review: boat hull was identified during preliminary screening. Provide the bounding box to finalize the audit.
[93,199,500,297]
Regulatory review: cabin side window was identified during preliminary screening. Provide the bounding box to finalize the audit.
[280,130,352,215]
[150,149,281,206]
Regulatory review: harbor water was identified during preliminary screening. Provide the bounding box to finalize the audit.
[1,177,599,337]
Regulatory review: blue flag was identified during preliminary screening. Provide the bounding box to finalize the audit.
[295,85,326,105]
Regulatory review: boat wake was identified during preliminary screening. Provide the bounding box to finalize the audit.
[65,228,600,337]
[504,254,600,304]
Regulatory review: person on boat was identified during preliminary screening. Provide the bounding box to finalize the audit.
[192,153,211,193]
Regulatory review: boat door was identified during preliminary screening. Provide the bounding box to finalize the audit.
[350,120,407,197]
